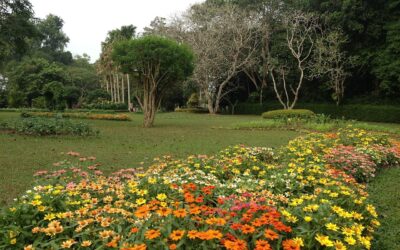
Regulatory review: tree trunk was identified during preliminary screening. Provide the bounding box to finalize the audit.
[127,74,131,111]
[142,78,157,127]
[121,74,125,103]
[116,74,120,103]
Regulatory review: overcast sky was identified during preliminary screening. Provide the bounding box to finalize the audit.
[30,0,203,62]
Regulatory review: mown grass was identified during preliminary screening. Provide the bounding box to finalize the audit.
[368,167,400,250]
[0,112,298,205]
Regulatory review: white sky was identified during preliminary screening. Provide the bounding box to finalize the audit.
[30,0,203,62]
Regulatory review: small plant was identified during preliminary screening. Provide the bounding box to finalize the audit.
[22,112,131,121]
[0,117,98,136]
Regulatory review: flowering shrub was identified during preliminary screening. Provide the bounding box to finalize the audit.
[0,129,399,249]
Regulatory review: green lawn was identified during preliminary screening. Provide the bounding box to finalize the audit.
[0,111,399,249]
[0,112,298,205]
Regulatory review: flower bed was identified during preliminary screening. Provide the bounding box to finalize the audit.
[23,112,131,121]
[0,128,399,249]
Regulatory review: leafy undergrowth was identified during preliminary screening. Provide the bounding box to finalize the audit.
[23,112,131,121]
[0,117,98,136]
[0,128,399,249]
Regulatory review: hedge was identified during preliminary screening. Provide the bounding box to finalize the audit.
[235,103,400,123]
[262,109,315,119]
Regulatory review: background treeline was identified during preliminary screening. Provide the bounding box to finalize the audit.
[1,0,399,117]
[0,0,103,110]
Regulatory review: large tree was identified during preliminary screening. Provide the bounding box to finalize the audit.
[0,0,37,68]
[112,36,194,127]
[182,3,259,114]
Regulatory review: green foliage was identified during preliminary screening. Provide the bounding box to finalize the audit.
[262,109,315,119]
[82,102,127,110]
[62,86,80,108]
[237,103,400,123]
[5,57,66,107]
[23,111,131,121]
[42,81,65,110]
[174,107,208,113]
[0,0,37,68]
[0,117,97,136]
[86,89,111,103]
[186,93,199,108]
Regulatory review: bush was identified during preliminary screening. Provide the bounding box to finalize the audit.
[0,117,98,136]
[262,109,315,119]
[82,102,127,111]
[174,107,208,113]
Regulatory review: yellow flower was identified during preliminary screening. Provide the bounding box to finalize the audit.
[24,245,34,250]
[334,240,347,250]
[81,241,92,247]
[326,223,339,231]
[148,177,157,184]
[44,213,56,221]
[10,238,17,245]
[61,239,76,248]
[156,193,167,201]
[304,216,312,222]
[344,236,356,245]
[315,234,334,247]
[293,237,304,247]
[136,198,146,205]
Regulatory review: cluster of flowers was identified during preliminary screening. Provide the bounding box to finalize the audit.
[26,112,131,121]
[0,128,399,249]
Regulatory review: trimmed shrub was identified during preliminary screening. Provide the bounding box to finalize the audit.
[0,117,98,136]
[262,109,315,119]
[174,107,208,113]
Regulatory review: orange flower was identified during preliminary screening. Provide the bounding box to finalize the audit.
[121,244,147,250]
[188,230,198,239]
[135,205,150,218]
[169,230,185,241]
[156,207,172,217]
[282,239,301,250]
[241,224,255,234]
[264,229,279,240]
[173,209,187,218]
[189,206,201,215]
[131,227,139,233]
[169,244,177,250]
[255,240,272,250]
[145,229,161,240]
[224,239,248,250]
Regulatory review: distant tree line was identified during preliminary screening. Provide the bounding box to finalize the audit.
[1,0,399,115]
[0,0,101,110]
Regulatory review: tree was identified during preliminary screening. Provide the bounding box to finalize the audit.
[313,30,351,105]
[43,81,64,110]
[63,85,80,108]
[182,3,259,114]
[269,11,319,109]
[0,0,37,68]
[98,25,136,108]
[5,57,66,107]
[113,36,194,127]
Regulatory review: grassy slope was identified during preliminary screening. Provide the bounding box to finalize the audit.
[0,112,298,205]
